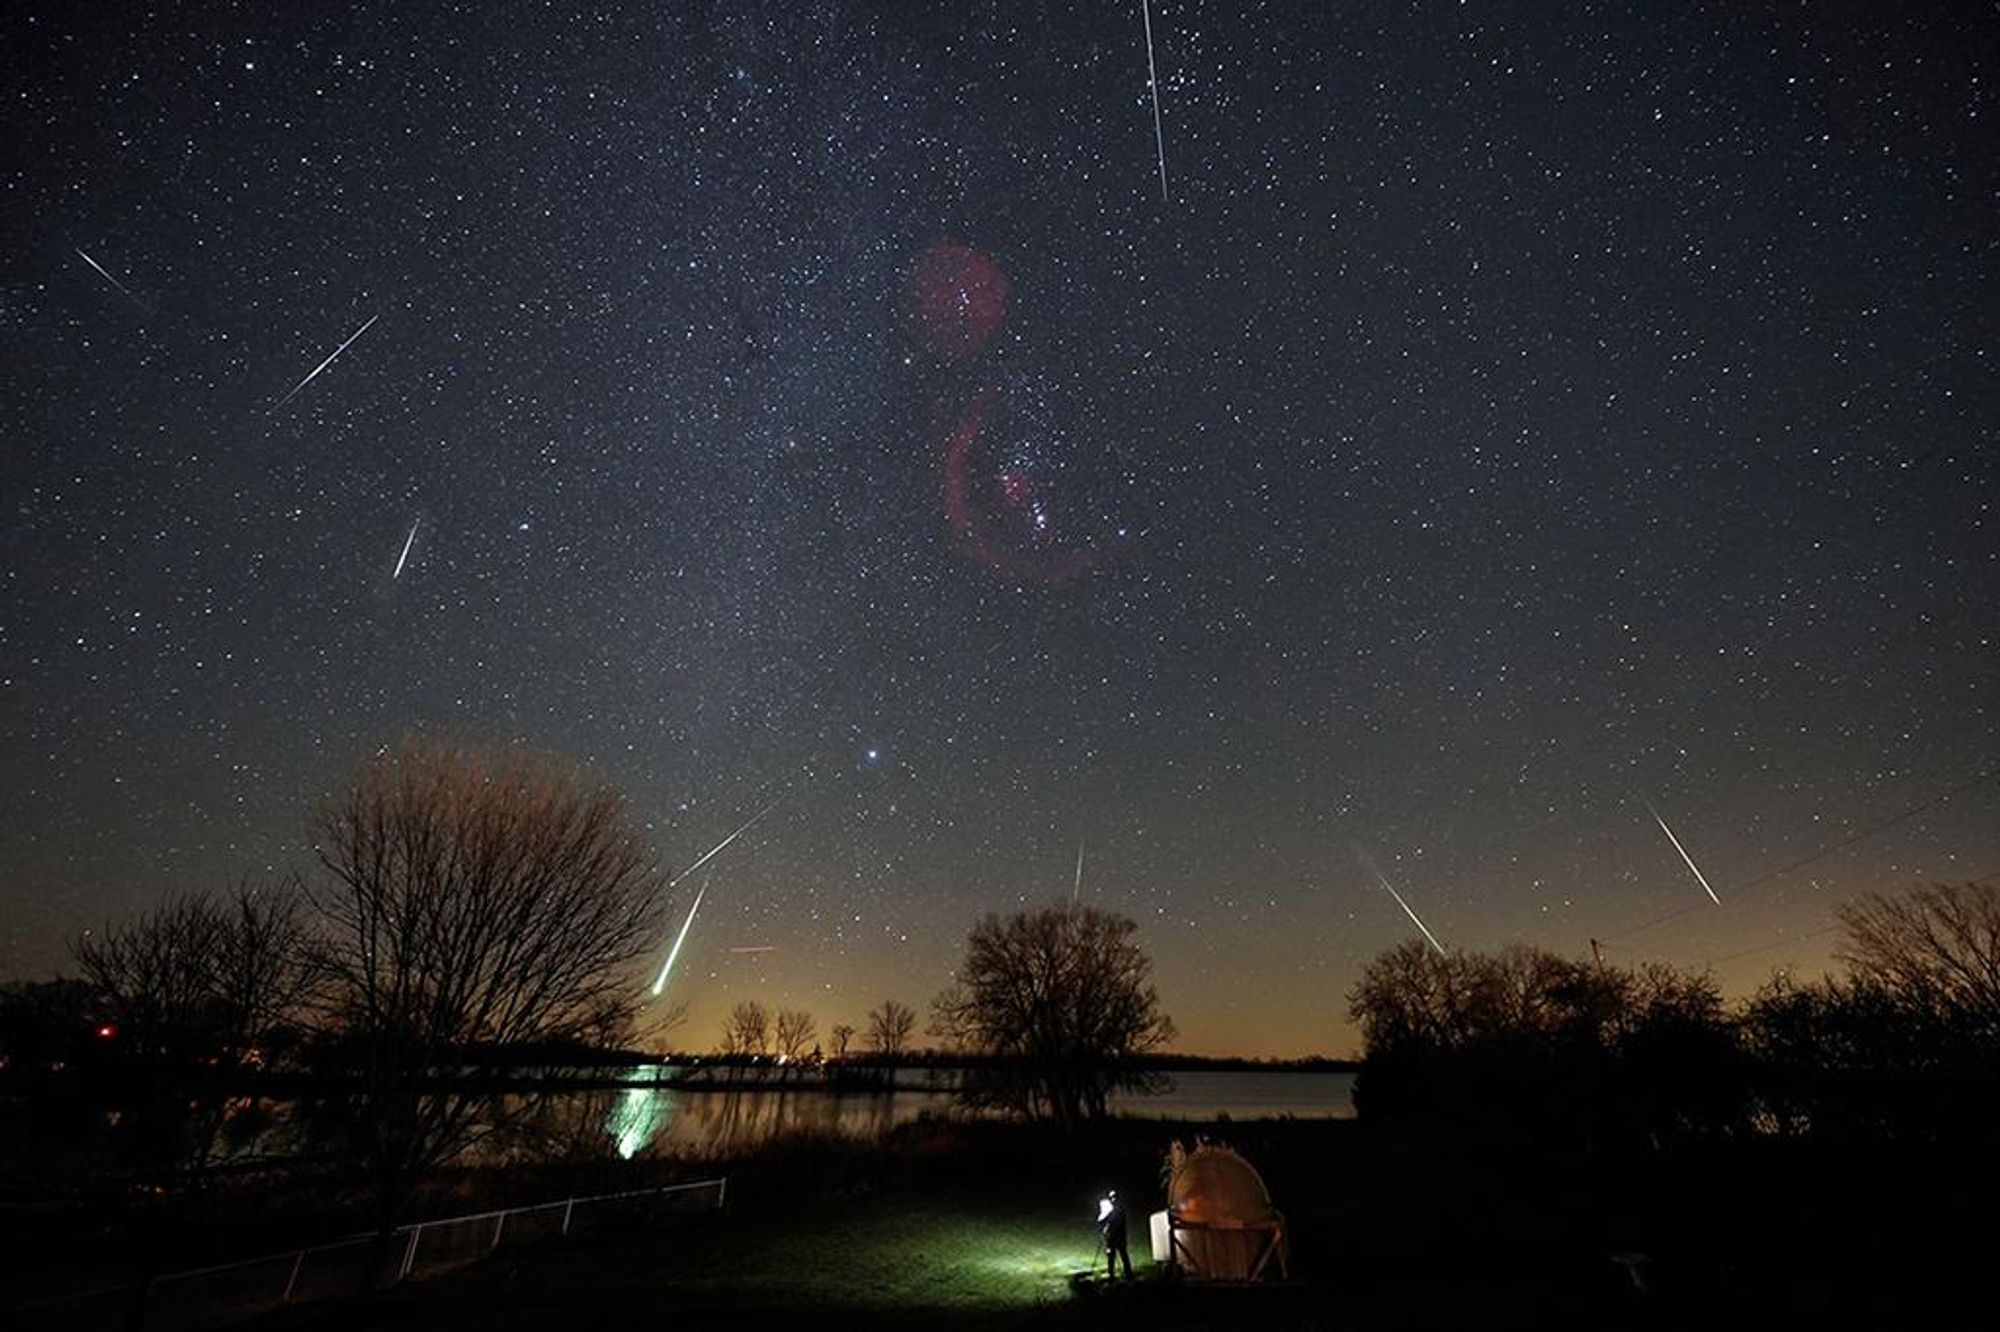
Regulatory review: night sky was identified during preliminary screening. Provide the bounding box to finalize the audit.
[6,2,1995,1056]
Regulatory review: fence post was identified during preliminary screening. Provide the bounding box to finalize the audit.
[42,1175,726,1326]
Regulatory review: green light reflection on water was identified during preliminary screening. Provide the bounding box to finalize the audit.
[604,1066,677,1159]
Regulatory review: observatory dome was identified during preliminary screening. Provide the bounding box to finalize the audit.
[1167,1144,1277,1225]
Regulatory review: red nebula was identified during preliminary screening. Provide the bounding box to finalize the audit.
[908,243,1010,365]
[942,389,1103,585]
[915,242,1121,583]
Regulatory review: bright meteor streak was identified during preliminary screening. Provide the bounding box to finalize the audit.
[646,802,779,996]
[649,877,708,997]
[1139,0,1171,203]
[392,518,419,579]
[1645,800,1722,905]
[75,247,146,311]
[1378,874,1447,956]
[274,313,378,409]
[668,802,777,886]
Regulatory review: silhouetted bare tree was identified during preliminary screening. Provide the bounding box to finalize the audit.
[308,739,664,1240]
[1345,940,1485,1054]
[1347,941,1724,1058]
[1728,883,2000,1142]
[74,894,223,1064]
[829,1022,856,1059]
[866,999,916,1057]
[722,1000,770,1056]
[774,1007,817,1060]
[930,903,1175,1128]
[71,880,310,1174]
[1739,972,1915,1138]
[1347,941,1737,1142]
[1837,882,2000,1034]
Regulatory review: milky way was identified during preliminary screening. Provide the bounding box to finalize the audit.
[7,3,1995,1053]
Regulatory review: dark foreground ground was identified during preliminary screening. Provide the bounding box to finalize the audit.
[219,1118,1992,1332]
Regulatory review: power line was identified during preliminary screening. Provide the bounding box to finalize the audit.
[1732,766,2000,895]
[1598,762,2000,945]
[1702,922,1842,968]
[1605,859,2000,971]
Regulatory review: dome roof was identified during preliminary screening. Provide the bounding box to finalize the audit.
[1167,1144,1276,1225]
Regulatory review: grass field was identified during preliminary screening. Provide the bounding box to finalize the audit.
[255,1176,1161,1331]
[609,1185,1105,1314]
[237,1116,1997,1331]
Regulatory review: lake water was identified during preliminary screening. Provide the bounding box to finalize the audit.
[594,1068,1356,1159]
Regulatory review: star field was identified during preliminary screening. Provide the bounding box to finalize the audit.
[5,2,1995,1054]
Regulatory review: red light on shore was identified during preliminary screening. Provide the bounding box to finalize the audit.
[95,1023,118,1040]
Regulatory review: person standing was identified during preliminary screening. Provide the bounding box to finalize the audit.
[1097,1189,1133,1280]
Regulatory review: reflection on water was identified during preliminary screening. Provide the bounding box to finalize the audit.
[581,1068,911,1159]
[1130,1070,1356,1122]
[606,1083,675,1159]
[587,1068,1354,1160]
[212,1070,1354,1171]
[672,1082,904,1153]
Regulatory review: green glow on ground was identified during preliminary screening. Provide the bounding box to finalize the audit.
[980,1243,1087,1282]
[651,1187,1135,1313]
[269,1171,1170,1328]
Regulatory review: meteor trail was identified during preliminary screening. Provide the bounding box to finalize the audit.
[273,313,378,409]
[1377,874,1447,956]
[646,802,780,995]
[392,518,420,580]
[74,248,147,313]
[668,802,777,886]
[1644,800,1722,905]
[1139,0,1170,203]
[727,945,777,955]
[1072,841,1085,903]
[649,875,709,997]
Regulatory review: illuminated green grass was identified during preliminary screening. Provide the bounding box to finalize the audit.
[657,1188,1128,1312]
[258,1176,1157,1328]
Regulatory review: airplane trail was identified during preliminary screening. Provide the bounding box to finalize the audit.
[392,518,420,580]
[649,875,710,997]
[1644,799,1722,905]
[74,248,148,312]
[273,313,379,409]
[1378,874,1447,956]
[1139,0,1170,203]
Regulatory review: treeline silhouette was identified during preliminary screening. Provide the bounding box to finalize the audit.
[0,738,674,1267]
[1347,882,2000,1147]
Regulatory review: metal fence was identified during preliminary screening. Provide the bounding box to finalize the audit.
[15,1177,726,1332]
